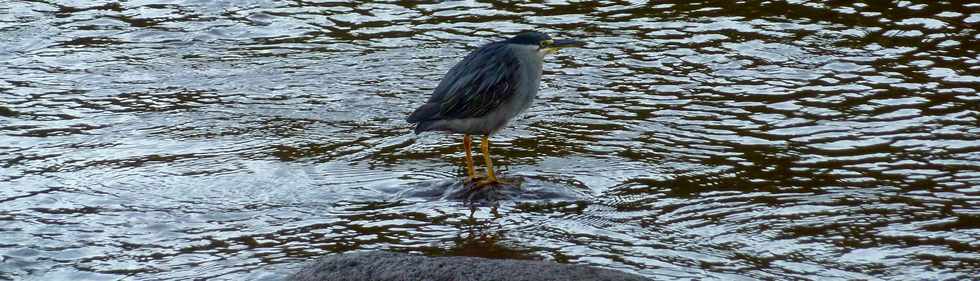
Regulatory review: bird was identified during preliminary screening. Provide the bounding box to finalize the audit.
[407,31,584,187]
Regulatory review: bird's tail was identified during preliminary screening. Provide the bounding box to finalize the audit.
[414,121,447,134]
[408,103,443,134]
[406,103,440,123]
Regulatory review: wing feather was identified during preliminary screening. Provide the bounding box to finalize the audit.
[429,43,521,119]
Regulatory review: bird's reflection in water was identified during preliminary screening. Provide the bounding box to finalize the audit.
[380,171,590,261]
[385,175,586,260]
[392,175,587,203]
[405,204,539,261]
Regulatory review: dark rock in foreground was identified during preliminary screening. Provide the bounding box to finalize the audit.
[290,251,650,281]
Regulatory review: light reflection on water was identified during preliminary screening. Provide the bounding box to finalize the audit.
[1,1,978,280]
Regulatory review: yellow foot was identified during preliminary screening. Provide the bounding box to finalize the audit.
[465,175,482,182]
[473,177,511,188]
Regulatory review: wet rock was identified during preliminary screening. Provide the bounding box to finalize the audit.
[290,251,650,281]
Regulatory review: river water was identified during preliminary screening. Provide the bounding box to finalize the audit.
[2,1,978,280]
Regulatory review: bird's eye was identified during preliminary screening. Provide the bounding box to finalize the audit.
[541,40,554,47]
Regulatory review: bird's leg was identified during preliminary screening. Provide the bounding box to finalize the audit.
[463,134,476,181]
[479,135,499,184]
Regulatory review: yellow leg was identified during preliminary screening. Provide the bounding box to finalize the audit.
[480,135,498,183]
[463,134,476,180]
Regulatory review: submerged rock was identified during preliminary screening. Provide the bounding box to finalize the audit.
[290,251,649,281]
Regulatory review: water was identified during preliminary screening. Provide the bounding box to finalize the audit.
[2,1,979,280]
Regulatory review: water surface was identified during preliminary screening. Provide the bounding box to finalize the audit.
[1,1,979,280]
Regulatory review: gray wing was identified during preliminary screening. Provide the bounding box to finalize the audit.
[426,43,521,119]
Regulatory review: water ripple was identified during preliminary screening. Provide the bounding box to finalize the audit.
[1,0,978,280]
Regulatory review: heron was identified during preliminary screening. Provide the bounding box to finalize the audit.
[407,32,584,187]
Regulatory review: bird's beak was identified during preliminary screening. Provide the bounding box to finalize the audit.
[551,39,585,48]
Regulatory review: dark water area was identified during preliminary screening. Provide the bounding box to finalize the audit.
[2,1,979,280]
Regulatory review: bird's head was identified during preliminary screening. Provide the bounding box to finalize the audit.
[505,32,585,57]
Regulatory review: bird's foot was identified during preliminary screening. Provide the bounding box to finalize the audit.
[465,176,509,189]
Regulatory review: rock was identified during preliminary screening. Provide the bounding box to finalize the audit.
[290,251,650,281]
